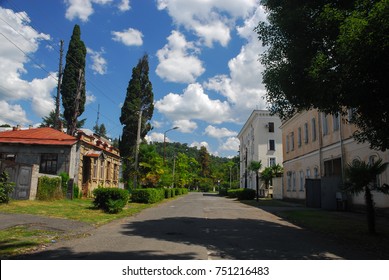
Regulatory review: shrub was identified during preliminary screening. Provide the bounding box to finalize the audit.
[93,187,129,214]
[0,171,14,204]
[73,184,81,199]
[227,188,255,200]
[37,176,62,200]
[164,188,172,199]
[59,172,70,195]
[131,188,165,204]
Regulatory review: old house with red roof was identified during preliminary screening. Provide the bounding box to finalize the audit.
[0,126,121,199]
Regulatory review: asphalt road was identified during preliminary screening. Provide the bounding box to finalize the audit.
[17,192,369,260]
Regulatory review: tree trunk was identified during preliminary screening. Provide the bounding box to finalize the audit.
[365,187,376,234]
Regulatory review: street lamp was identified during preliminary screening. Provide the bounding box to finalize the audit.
[163,126,179,164]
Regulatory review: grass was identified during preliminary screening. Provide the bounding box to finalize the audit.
[0,198,155,258]
[242,199,389,259]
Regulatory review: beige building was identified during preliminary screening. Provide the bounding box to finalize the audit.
[238,110,283,198]
[281,109,389,208]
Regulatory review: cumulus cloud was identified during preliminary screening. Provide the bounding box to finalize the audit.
[157,0,258,47]
[0,101,30,125]
[156,31,204,83]
[155,83,233,124]
[112,28,143,46]
[87,48,107,75]
[0,7,55,125]
[118,0,131,12]
[204,5,268,123]
[64,0,114,22]
[145,132,165,143]
[86,92,96,105]
[204,125,236,138]
[220,137,240,151]
[190,141,210,151]
[172,119,198,133]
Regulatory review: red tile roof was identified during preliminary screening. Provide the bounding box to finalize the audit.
[0,127,77,146]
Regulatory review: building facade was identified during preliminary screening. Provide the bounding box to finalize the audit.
[281,109,389,208]
[238,110,283,196]
[0,127,121,199]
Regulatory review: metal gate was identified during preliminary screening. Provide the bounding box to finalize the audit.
[1,161,32,200]
[305,179,321,208]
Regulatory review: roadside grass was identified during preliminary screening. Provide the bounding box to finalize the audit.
[243,199,389,259]
[0,199,153,258]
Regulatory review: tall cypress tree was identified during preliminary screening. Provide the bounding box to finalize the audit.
[61,24,87,136]
[120,54,154,184]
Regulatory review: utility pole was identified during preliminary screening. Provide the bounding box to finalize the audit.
[95,104,100,131]
[55,40,64,130]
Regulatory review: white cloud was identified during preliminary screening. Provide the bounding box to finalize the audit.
[204,5,268,123]
[157,0,258,47]
[145,132,165,143]
[220,137,239,151]
[190,141,210,151]
[172,119,198,133]
[64,0,113,22]
[155,83,233,124]
[204,125,236,138]
[0,101,30,125]
[86,93,96,105]
[118,0,131,12]
[0,8,56,123]
[112,28,143,46]
[156,31,204,83]
[87,48,108,75]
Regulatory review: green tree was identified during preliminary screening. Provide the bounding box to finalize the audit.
[61,24,87,136]
[198,146,211,178]
[119,54,154,184]
[248,160,262,201]
[93,123,107,138]
[256,0,389,151]
[40,110,85,129]
[138,144,164,188]
[344,158,389,234]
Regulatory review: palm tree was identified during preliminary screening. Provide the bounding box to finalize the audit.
[248,160,262,202]
[344,158,389,234]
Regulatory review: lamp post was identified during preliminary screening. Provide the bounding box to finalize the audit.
[163,126,179,164]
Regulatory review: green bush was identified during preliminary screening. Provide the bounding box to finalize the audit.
[0,171,14,203]
[227,188,255,200]
[93,187,129,214]
[73,184,81,199]
[37,176,62,200]
[59,172,70,195]
[164,188,172,199]
[131,188,165,204]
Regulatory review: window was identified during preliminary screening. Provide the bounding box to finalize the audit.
[322,113,329,135]
[93,159,98,178]
[369,155,381,186]
[292,172,296,191]
[333,113,340,131]
[304,123,309,144]
[269,157,276,167]
[268,122,275,133]
[286,135,289,153]
[106,161,111,180]
[113,164,118,181]
[269,139,275,151]
[290,132,295,151]
[311,118,317,141]
[314,167,319,178]
[348,108,356,122]
[100,159,104,180]
[306,168,311,178]
[299,171,304,191]
[287,171,292,191]
[40,153,58,175]
[298,127,302,147]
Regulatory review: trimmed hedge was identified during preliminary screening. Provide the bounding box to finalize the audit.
[131,188,165,204]
[227,188,256,200]
[37,176,62,200]
[93,187,129,213]
[132,187,189,204]
[0,171,14,203]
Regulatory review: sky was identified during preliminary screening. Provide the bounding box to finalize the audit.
[0,0,269,158]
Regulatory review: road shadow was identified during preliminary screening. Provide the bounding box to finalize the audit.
[17,215,380,260]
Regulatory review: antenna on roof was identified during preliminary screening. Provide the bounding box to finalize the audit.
[95,104,100,129]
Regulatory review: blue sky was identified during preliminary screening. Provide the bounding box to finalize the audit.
[0,0,269,158]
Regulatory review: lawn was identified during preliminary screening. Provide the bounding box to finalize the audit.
[243,199,389,259]
[0,198,153,258]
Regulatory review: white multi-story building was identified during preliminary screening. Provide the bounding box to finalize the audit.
[237,110,283,196]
